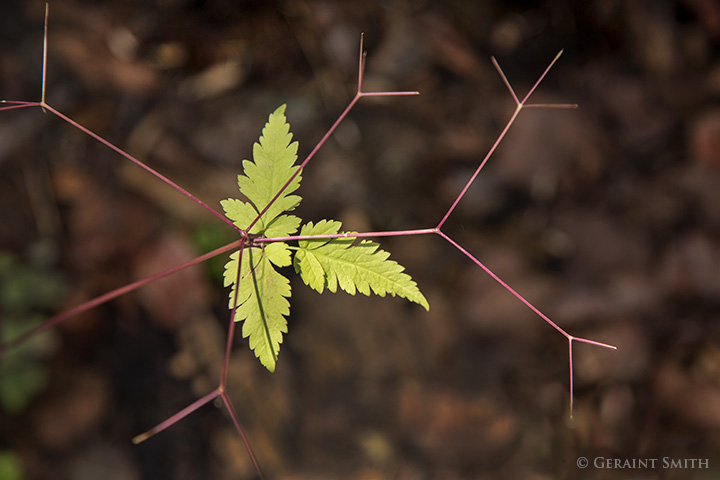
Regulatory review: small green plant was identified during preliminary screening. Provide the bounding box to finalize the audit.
[0,5,617,478]
[221,105,427,371]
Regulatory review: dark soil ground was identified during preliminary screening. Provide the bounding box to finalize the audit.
[2,1,720,479]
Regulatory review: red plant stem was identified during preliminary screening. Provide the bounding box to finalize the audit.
[520,50,564,104]
[253,227,438,244]
[128,235,263,478]
[568,337,575,417]
[572,335,616,350]
[131,388,221,444]
[0,100,39,105]
[435,104,522,230]
[562,335,617,417]
[221,237,246,387]
[221,391,266,480]
[245,94,359,235]
[42,3,48,106]
[436,52,574,231]
[524,103,578,109]
[360,91,420,97]
[263,225,616,350]
[0,101,41,112]
[221,320,238,385]
[437,229,616,416]
[492,57,519,104]
[436,230,569,337]
[3,239,244,351]
[39,103,239,232]
[358,35,366,91]
[244,61,417,235]
[437,229,616,347]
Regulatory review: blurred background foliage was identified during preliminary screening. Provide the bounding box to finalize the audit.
[1,0,720,479]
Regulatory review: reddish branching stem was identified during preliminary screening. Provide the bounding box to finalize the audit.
[1,7,615,476]
[131,388,222,445]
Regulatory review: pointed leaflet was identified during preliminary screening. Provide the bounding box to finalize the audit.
[221,105,300,371]
[220,104,302,236]
[293,220,429,310]
[224,247,290,371]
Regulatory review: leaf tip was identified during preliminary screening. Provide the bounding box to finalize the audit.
[414,293,430,311]
[273,103,287,117]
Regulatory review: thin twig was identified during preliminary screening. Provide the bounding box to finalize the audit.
[41,3,48,108]
[132,388,222,444]
[42,104,238,230]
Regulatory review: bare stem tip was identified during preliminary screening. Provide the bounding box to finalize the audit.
[131,431,152,445]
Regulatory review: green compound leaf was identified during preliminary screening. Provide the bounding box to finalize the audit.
[222,105,428,372]
[224,247,290,372]
[294,220,429,310]
[221,104,300,372]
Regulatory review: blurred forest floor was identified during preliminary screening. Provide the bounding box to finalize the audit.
[2,1,720,479]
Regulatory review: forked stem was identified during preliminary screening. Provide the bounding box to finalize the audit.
[1,12,617,478]
[438,230,616,415]
[437,52,575,230]
[567,335,618,417]
[245,35,417,235]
